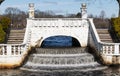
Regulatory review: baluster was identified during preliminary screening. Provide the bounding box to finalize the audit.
[108,46,110,54]
[111,45,114,54]
[11,46,14,55]
[1,48,3,55]
[110,45,113,54]
[13,46,16,55]
[1,46,4,55]
[18,46,20,55]
[15,46,18,55]
[105,46,107,54]
[7,45,12,55]
[20,45,23,54]
[4,46,7,55]
[107,46,109,54]
[20,45,22,55]
[2,46,5,55]
[103,46,105,54]
[19,46,21,55]
[114,44,119,54]
[119,45,120,54]
[0,47,2,55]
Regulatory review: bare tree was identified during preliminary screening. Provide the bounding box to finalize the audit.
[4,7,27,29]
[99,10,106,20]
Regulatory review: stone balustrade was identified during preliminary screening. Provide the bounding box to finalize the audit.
[89,18,120,64]
[100,42,120,55]
[0,44,26,56]
[89,18,120,55]
[31,18,88,28]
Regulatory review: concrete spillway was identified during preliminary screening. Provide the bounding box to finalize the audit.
[21,47,106,71]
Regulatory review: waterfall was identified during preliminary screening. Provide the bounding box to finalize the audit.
[21,47,105,70]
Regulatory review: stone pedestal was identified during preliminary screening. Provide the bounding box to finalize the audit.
[29,3,35,18]
[81,3,87,18]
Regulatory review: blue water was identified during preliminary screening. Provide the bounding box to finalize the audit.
[42,36,72,47]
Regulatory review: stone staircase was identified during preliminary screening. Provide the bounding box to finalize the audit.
[22,47,104,70]
[97,29,113,43]
[7,29,25,44]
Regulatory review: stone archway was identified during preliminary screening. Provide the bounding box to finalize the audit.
[40,35,81,47]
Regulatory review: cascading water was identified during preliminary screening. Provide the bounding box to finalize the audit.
[21,36,106,71]
[22,47,106,71]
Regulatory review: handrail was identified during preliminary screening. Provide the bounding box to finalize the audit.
[28,18,89,21]
[23,19,32,44]
[88,18,120,55]
[88,19,101,43]
[0,43,26,46]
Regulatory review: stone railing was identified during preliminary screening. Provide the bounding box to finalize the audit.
[89,18,120,56]
[88,19,100,50]
[23,19,32,44]
[100,42,120,55]
[0,44,27,56]
[30,18,88,28]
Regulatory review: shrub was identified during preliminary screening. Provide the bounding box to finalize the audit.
[0,16,11,33]
[0,24,5,43]
[111,17,120,37]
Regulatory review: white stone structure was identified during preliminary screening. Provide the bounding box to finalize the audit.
[0,3,120,69]
[81,3,87,18]
[25,3,90,47]
[26,18,89,47]
[29,3,35,18]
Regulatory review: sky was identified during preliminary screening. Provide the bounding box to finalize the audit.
[0,0,119,18]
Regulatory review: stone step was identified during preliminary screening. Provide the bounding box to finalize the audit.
[97,29,109,34]
[100,36,112,39]
[22,47,103,70]
[9,31,25,33]
[7,29,25,44]
[26,53,95,65]
[7,40,23,42]
[22,62,103,70]
[9,33,24,35]
[35,47,88,54]
[97,29,113,43]
[23,52,100,70]
[7,41,22,44]
[10,30,25,33]
[8,36,24,39]
[101,39,113,43]
[8,35,24,37]
[98,34,111,38]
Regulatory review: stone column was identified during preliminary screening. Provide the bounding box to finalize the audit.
[29,3,35,18]
[81,3,87,18]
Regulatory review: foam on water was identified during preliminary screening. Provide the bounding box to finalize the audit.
[22,47,106,71]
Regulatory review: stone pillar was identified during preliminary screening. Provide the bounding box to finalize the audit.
[29,3,35,18]
[81,3,87,18]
